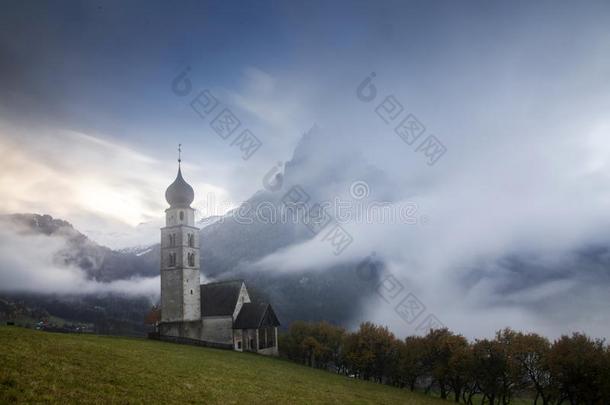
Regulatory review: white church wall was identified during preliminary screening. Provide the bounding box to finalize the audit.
[161,270,183,322]
[165,207,195,227]
[182,268,201,321]
[201,317,233,344]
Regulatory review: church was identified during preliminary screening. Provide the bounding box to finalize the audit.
[158,154,280,356]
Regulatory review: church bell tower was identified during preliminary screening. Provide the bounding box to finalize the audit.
[160,145,201,323]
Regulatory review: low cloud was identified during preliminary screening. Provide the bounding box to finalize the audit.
[248,114,610,339]
[0,223,159,298]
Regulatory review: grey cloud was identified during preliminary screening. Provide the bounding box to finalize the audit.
[0,220,159,298]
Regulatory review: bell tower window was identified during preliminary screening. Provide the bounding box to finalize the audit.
[188,233,194,247]
[168,252,176,267]
[179,211,184,221]
[187,252,195,267]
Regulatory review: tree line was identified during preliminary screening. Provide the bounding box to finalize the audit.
[279,321,610,405]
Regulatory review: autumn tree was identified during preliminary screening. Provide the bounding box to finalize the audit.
[343,322,397,382]
[445,334,473,403]
[395,336,426,391]
[315,321,346,371]
[471,338,509,405]
[279,321,313,363]
[601,347,610,405]
[279,321,345,370]
[511,332,557,405]
[279,320,609,404]
[417,328,470,400]
[301,335,323,367]
[548,333,607,405]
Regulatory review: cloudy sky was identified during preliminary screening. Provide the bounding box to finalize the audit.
[1,1,610,338]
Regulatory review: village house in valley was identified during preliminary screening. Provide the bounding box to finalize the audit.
[158,153,280,355]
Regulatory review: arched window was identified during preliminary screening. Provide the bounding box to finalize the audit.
[179,211,184,221]
[168,252,176,267]
[188,233,194,247]
[169,234,176,247]
[187,252,195,267]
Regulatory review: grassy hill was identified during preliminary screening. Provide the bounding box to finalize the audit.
[0,326,447,404]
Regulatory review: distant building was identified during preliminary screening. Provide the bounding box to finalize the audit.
[158,154,280,355]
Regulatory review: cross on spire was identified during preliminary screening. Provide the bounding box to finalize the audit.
[178,143,182,167]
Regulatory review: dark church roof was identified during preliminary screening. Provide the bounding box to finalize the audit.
[200,280,244,316]
[233,302,280,329]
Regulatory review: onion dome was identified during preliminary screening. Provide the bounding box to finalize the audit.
[165,167,194,208]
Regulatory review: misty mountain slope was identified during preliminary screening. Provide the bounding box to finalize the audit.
[199,194,306,276]
[0,214,158,335]
[0,214,157,282]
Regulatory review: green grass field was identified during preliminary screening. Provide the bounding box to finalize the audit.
[0,326,447,404]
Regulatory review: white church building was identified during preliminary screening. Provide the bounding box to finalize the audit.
[158,154,280,356]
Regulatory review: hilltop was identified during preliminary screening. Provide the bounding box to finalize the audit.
[0,326,445,404]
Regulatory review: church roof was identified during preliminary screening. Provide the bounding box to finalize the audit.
[165,167,195,208]
[200,280,244,317]
[233,302,280,329]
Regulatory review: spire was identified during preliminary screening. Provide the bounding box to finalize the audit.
[178,143,182,168]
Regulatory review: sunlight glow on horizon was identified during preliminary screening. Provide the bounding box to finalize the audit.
[0,126,236,247]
